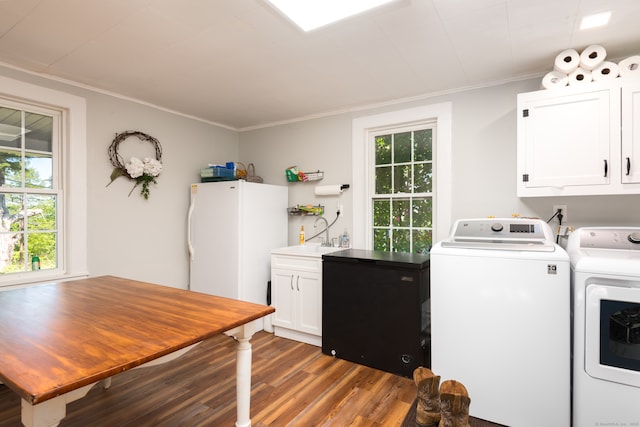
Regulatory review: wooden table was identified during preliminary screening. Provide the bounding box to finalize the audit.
[0,275,274,427]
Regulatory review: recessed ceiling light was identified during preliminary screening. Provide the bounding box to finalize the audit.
[580,11,611,30]
[267,0,397,32]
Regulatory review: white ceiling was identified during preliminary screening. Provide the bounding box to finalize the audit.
[0,0,639,130]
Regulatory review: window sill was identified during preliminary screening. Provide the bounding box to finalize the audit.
[0,272,90,290]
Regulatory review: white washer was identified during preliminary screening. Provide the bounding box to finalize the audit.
[430,218,570,427]
[567,227,640,427]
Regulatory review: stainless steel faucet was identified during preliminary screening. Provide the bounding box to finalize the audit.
[314,216,330,246]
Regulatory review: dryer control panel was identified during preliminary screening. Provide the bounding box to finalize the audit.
[575,228,640,251]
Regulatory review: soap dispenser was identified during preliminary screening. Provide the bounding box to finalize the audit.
[341,229,350,248]
[299,225,305,245]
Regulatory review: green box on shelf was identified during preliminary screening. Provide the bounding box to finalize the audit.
[285,169,299,182]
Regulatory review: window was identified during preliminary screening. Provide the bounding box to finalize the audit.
[0,102,59,274]
[0,75,87,287]
[372,125,434,253]
[352,103,452,251]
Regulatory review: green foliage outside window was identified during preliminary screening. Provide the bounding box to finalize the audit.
[373,127,434,254]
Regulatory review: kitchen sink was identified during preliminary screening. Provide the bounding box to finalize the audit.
[271,243,344,258]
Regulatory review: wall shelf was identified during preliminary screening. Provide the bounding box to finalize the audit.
[286,169,324,182]
[288,205,324,216]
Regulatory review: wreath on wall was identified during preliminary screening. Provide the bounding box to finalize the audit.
[106,131,163,199]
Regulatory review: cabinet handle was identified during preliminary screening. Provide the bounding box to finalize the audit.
[604,159,608,177]
[290,275,294,290]
[296,275,300,291]
[627,157,631,176]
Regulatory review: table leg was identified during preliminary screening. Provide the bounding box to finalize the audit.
[21,383,93,427]
[230,322,256,427]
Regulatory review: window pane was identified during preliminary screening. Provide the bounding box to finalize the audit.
[373,229,390,251]
[25,112,53,153]
[27,195,56,230]
[28,232,56,270]
[414,163,432,193]
[392,198,410,227]
[0,149,23,188]
[393,164,411,193]
[375,166,391,194]
[373,199,390,227]
[394,132,411,163]
[413,198,432,228]
[1,234,23,273]
[0,107,24,150]
[375,134,391,165]
[414,129,432,161]
[412,229,432,254]
[2,192,24,231]
[26,154,53,189]
[392,228,410,252]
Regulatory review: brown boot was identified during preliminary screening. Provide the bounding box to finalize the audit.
[413,367,441,427]
[438,380,470,427]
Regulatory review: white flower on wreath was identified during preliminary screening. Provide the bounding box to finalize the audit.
[125,157,145,178]
[143,157,163,177]
[123,156,163,199]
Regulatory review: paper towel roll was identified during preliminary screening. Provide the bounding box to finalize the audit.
[541,70,569,89]
[554,49,580,74]
[592,61,619,81]
[568,67,592,85]
[580,45,607,71]
[315,185,343,196]
[618,55,640,80]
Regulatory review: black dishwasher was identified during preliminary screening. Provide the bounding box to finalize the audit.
[322,249,430,377]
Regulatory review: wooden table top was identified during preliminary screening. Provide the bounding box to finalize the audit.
[0,275,274,405]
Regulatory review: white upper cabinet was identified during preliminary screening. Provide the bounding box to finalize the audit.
[517,80,640,197]
[621,83,640,184]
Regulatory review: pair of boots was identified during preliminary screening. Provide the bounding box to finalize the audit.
[413,367,470,427]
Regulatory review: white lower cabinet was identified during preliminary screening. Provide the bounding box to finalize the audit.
[270,253,323,346]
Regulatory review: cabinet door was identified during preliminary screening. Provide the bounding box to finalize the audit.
[622,83,640,183]
[517,87,613,195]
[271,268,295,329]
[296,272,322,336]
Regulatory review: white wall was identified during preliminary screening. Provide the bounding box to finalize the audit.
[240,117,353,246]
[4,63,640,289]
[241,77,640,245]
[0,65,239,289]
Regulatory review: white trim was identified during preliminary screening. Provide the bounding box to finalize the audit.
[352,103,452,249]
[0,75,88,286]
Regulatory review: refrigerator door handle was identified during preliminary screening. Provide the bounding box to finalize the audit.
[187,193,196,261]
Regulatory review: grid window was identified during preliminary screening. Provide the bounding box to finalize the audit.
[0,104,59,274]
[372,127,433,253]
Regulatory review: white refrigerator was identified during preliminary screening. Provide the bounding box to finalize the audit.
[187,180,288,309]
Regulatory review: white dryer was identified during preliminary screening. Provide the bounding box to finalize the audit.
[567,227,640,427]
[430,218,570,427]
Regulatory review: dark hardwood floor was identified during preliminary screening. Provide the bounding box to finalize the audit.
[0,331,417,426]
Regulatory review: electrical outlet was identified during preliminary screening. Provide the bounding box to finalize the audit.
[552,205,568,222]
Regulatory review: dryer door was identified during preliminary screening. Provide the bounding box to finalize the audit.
[586,281,640,388]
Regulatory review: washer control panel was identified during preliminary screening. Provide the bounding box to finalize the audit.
[449,218,553,243]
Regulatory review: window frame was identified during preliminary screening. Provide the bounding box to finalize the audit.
[352,103,452,250]
[0,75,87,288]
